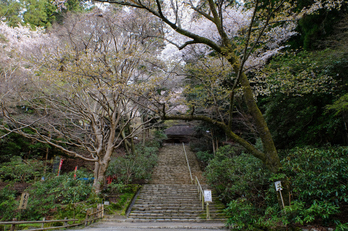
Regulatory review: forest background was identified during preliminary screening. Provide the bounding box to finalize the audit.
[1,0,348,230]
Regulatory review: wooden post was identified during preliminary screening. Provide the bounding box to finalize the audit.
[279,191,285,209]
[102,204,104,218]
[41,218,45,229]
[85,209,90,226]
[201,196,204,210]
[64,217,68,227]
[10,218,16,231]
[206,203,210,220]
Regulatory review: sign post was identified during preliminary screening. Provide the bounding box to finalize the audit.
[274,181,285,209]
[18,193,29,210]
[204,190,212,220]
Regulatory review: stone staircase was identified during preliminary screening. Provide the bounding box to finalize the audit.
[127,144,226,222]
[128,184,202,221]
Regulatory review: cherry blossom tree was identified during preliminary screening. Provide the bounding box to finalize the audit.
[1,8,165,193]
[83,0,344,205]
[0,21,55,128]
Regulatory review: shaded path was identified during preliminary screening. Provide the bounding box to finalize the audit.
[65,144,227,230]
[150,144,205,184]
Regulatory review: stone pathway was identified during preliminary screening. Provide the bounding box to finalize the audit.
[127,144,225,221]
[66,144,227,230]
[150,144,205,184]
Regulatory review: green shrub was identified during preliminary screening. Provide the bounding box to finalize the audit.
[205,146,272,204]
[0,157,44,183]
[0,131,50,162]
[196,151,213,167]
[282,147,348,206]
[13,169,93,221]
[106,144,159,184]
[106,183,127,194]
[225,198,259,230]
[153,130,167,142]
[106,183,138,194]
[281,147,348,226]
[206,145,348,229]
[0,185,18,221]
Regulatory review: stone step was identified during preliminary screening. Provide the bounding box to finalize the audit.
[137,195,219,199]
[133,202,201,204]
[132,207,222,212]
[129,185,225,221]
[129,213,201,217]
[132,205,204,209]
[128,215,201,219]
[130,210,202,214]
[140,190,198,193]
[126,218,204,222]
[124,145,226,222]
[134,199,201,202]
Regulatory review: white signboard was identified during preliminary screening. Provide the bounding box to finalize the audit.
[204,190,212,203]
[274,181,283,191]
[104,201,110,205]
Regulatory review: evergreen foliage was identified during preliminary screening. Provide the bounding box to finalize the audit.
[0,0,86,28]
[106,141,161,184]
[287,0,346,51]
[259,49,348,148]
[0,157,44,183]
[0,0,22,27]
[204,145,348,229]
[0,169,93,221]
[0,131,50,163]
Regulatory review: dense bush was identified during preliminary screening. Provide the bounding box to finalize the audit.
[106,143,159,184]
[196,145,245,169]
[152,130,167,147]
[283,147,348,207]
[205,145,348,230]
[196,150,213,168]
[23,169,93,220]
[0,131,50,163]
[0,185,18,221]
[259,49,348,148]
[0,157,44,183]
[280,147,348,227]
[0,169,94,221]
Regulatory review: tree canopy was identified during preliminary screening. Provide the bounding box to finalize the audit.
[0,8,165,193]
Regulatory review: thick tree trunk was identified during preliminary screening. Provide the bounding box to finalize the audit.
[93,159,111,194]
[238,72,281,173]
[126,123,136,156]
[228,58,289,207]
[93,162,105,194]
